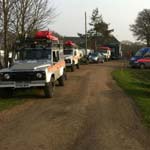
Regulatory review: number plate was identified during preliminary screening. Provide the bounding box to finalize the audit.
[16,82,30,88]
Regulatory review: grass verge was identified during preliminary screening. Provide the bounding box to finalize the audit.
[0,98,25,111]
[0,89,40,111]
[112,68,150,127]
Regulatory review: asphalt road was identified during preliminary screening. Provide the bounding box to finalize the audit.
[0,61,149,150]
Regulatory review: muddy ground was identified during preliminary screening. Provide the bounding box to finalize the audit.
[0,61,149,150]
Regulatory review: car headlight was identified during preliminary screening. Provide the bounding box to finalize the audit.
[135,61,139,63]
[65,59,71,63]
[4,73,10,80]
[36,73,42,79]
[94,57,98,60]
[130,57,136,61]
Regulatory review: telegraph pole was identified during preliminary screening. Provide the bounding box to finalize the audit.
[85,12,87,56]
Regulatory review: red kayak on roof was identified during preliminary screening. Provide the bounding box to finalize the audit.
[99,46,111,50]
[64,40,76,47]
[35,31,58,41]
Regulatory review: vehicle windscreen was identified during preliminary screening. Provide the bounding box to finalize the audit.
[135,48,149,57]
[135,50,143,57]
[15,48,51,60]
[99,50,107,54]
[144,49,150,57]
[64,50,73,55]
[91,53,98,57]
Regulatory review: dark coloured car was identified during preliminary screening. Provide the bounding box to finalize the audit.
[88,52,104,63]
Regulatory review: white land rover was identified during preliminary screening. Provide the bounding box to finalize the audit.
[64,48,80,72]
[0,33,67,98]
[99,47,111,61]
[63,40,80,72]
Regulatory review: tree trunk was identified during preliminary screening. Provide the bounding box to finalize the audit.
[3,0,8,68]
[146,37,150,47]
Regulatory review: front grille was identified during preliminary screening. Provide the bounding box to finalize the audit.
[2,71,45,81]
[11,72,35,81]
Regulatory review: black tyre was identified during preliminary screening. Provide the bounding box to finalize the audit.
[76,63,80,69]
[71,64,75,72]
[86,59,89,65]
[44,78,55,98]
[64,71,67,80]
[97,59,100,64]
[58,74,65,86]
[140,63,145,69]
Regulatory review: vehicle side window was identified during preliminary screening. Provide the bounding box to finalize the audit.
[59,51,64,60]
[144,51,150,57]
[53,51,59,62]
[74,51,77,56]
[144,55,150,58]
[57,51,60,60]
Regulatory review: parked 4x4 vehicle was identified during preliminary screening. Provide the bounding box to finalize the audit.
[97,46,111,61]
[129,47,150,68]
[137,56,150,69]
[0,31,67,98]
[64,41,80,72]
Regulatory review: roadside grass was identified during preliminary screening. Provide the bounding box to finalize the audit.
[0,98,25,111]
[112,68,150,127]
[0,89,40,111]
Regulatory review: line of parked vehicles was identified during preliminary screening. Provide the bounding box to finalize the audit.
[0,31,117,98]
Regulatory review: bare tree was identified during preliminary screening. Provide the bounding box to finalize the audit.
[10,0,56,39]
[130,9,150,47]
[1,0,15,67]
[0,1,2,19]
[0,0,56,67]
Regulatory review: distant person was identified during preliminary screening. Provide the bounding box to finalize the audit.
[126,50,132,59]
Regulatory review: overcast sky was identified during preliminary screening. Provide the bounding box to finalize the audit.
[50,0,150,42]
